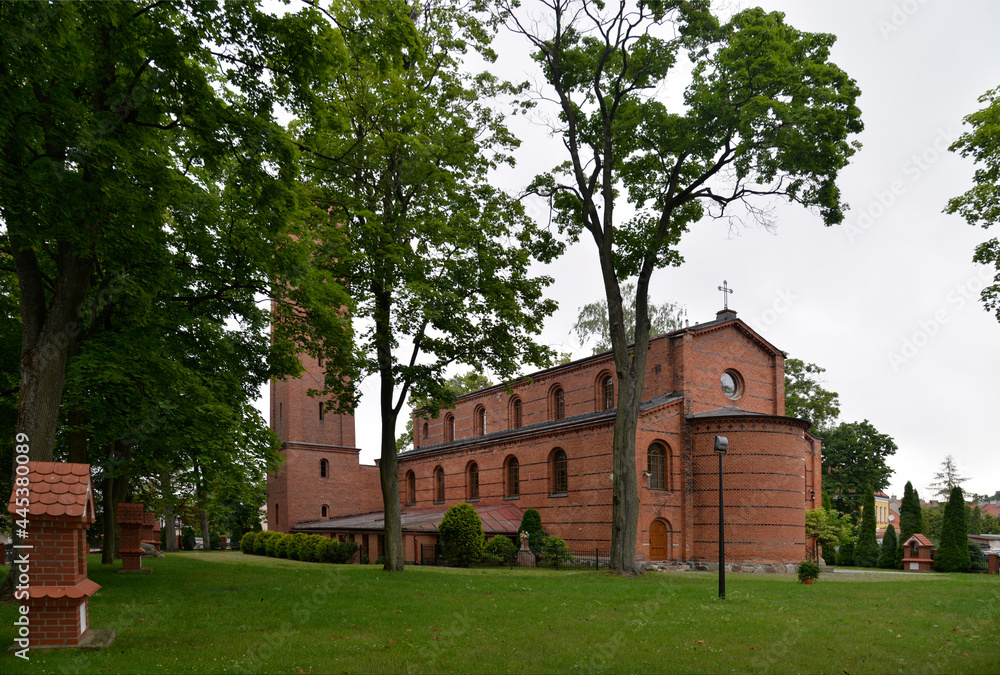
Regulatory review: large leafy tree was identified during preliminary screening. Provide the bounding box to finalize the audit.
[571,282,686,354]
[821,420,896,521]
[500,0,862,573]
[946,86,1000,320]
[300,0,560,572]
[784,358,841,433]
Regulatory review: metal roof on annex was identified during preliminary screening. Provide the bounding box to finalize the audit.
[292,502,523,536]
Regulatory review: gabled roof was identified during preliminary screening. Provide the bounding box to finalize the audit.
[901,533,934,548]
[293,502,523,536]
[7,462,95,522]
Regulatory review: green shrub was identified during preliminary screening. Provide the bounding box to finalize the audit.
[439,503,485,567]
[797,560,820,583]
[240,532,257,554]
[375,555,386,566]
[853,486,879,567]
[483,536,517,564]
[540,536,572,566]
[300,535,326,562]
[836,540,855,566]
[265,532,283,557]
[969,540,988,572]
[321,538,359,564]
[253,531,275,555]
[821,543,837,567]
[274,534,289,558]
[517,508,544,550]
[182,527,196,551]
[287,533,308,561]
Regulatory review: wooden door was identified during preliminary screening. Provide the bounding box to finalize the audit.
[650,520,667,560]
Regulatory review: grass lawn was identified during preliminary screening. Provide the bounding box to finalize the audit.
[1,552,998,674]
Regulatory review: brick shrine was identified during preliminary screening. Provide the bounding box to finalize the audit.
[6,462,112,648]
[116,503,150,573]
[901,533,935,571]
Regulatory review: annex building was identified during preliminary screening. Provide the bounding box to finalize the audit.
[266,308,823,565]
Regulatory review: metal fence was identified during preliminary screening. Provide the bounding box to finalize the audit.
[420,543,610,570]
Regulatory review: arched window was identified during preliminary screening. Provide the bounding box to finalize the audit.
[552,387,565,420]
[475,406,486,436]
[551,449,568,494]
[445,414,455,443]
[319,400,325,420]
[647,443,666,490]
[602,376,615,410]
[505,457,520,497]
[511,397,523,430]
[322,505,328,518]
[406,471,416,504]
[275,503,279,525]
[467,462,479,500]
[320,458,328,478]
[422,422,429,439]
[434,466,445,502]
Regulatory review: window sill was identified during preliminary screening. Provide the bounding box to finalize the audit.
[548,492,568,499]
[405,502,416,507]
[433,501,444,505]
[503,496,520,501]
[466,499,480,503]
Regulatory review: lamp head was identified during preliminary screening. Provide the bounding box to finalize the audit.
[714,435,728,454]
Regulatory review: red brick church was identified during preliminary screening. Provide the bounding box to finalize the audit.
[266,308,823,565]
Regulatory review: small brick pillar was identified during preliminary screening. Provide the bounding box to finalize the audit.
[6,462,108,648]
[152,519,162,552]
[117,503,148,573]
[989,552,999,576]
[0,540,5,565]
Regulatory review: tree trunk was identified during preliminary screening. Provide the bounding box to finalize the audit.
[101,439,132,564]
[196,462,211,551]
[10,238,94,462]
[200,508,211,551]
[374,279,404,572]
[161,471,178,552]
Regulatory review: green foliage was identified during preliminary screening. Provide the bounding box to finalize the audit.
[935,486,971,572]
[265,533,284,558]
[784,359,841,433]
[287,533,309,561]
[540,536,572,566]
[896,482,922,567]
[805,508,854,554]
[923,505,944,542]
[927,455,969,501]
[209,531,222,551]
[483,536,517,564]
[438,503,486,568]
[877,524,898,569]
[571,282,686,354]
[968,541,988,572]
[821,544,838,567]
[274,534,290,559]
[322,539,359,565]
[797,560,820,583]
[853,486,879,567]
[240,532,257,555]
[821,421,897,520]
[517,509,545,550]
[182,527,196,551]
[299,535,327,563]
[836,540,855,567]
[947,86,1000,321]
[254,531,278,556]
[967,505,984,535]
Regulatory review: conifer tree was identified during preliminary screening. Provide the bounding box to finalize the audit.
[935,486,971,572]
[895,481,917,568]
[836,539,855,566]
[853,485,879,567]
[877,524,897,569]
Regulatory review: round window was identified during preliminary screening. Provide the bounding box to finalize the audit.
[720,370,741,400]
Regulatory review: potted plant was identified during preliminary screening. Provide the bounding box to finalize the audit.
[797,560,820,584]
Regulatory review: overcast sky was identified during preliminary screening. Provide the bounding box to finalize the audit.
[261,1,1000,501]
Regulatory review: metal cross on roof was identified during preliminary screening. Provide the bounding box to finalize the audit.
[718,280,733,310]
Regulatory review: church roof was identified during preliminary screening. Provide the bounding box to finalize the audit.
[292,502,523,536]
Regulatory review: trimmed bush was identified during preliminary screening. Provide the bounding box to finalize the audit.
[265,532,283,557]
[287,533,308,561]
[540,536,572,566]
[439,502,485,567]
[517,508,545,550]
[182,527,196,551]
[877,524,897,569]
[321,538,359,564]
[483,536,517,564]
[240,531,257,554]
[274,534,290,558]
[254,530,279,556]
[300,535,326,562]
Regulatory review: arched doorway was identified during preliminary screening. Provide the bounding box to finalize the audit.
[650,520,669,561]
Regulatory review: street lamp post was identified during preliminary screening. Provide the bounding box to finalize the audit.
[714,435,728,600]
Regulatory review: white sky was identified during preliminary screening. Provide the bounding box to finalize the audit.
[259,0,1000,501]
